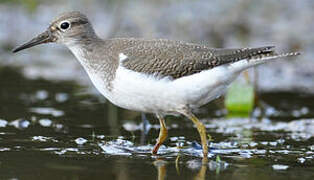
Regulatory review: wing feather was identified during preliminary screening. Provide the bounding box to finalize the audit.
[112,38,275,79]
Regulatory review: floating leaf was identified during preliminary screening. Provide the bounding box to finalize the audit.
[225,82,255,116]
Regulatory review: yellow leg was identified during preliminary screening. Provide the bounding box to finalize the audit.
[182,111,208,160]
[152,114,168,155]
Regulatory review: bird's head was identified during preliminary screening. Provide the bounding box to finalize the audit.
[13,11,96,53]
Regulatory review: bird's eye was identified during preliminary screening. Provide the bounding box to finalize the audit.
[60,21,70,30]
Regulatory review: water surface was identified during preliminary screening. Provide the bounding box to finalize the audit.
[0,66,313,180]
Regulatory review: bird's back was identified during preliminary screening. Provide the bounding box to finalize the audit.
[107,38,276,79]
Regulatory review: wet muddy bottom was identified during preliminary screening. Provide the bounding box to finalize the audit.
[0,66,313,180]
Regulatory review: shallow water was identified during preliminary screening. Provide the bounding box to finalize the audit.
[0,66,313,180]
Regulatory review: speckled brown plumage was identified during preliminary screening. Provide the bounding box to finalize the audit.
[110,38,274,79]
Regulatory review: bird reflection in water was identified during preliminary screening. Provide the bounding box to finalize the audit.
[153,157,208,180]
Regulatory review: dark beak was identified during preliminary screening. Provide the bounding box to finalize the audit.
[12,30,54,53]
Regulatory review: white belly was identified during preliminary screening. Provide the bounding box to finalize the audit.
[109,64,240,114]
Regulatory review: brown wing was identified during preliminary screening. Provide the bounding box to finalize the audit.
[113,38,274,79]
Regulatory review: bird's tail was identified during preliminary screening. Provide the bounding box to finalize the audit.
[229,50,300,73]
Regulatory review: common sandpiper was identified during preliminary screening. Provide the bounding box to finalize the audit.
[12,11,300,160]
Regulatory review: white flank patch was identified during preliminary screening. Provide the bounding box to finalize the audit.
[110,64,239,113]
[111,66,175,112]
[119,53,128,62]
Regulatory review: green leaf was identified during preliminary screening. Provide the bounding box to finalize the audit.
[216,155,221,163]
[225,82,255,116]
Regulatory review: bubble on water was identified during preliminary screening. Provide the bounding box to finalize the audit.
[305,155,313,159]
[241,144,249,148]
[0,148,10,152]
[115,138,134,146]
[239,150,252,158]
[32,136,49,142]
[215,109,225,116]
[211,141,238,149]
[8,178,18,180]
[20,120,30,128]
[276,150,290,154]
[65,148,78,152]
[269,142,278,146]
[30,107,64,117]
[98,138,139,155]
[117,136,124,140]
[170,137,178,141]
[297,157,306,163]
[254,149,267,154]
[98,142,132,156]
[272,164,289,170]
[55,123,63,130]
[175,141,185,148]
[32,136,58,143]
[170,124,179,128]
[260,141,268,145]
[300,107,309,115]
[291,132,311,141]
[0,119,8,127]
[40,147,60,151]
[292,107,309,117]
[9,119,30,129]
[39,119,52,127]
[292,110,301,117]
[96,135,105,139]
[55,148,79,155]
[35,90,48,100]
[252,108,262,117]
[75,137,88,145]
[249,142,258,147]
[277,139,285,144]
[265,107,279,116]
[123,121,140,132]
[55,93,69,102]
[186,159,202,170]
[80,124,93,128]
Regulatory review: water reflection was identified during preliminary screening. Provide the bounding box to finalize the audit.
[154,156,233,180]
[154,157,208,180]
[194,160,207,180]
[153,159,167,180]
